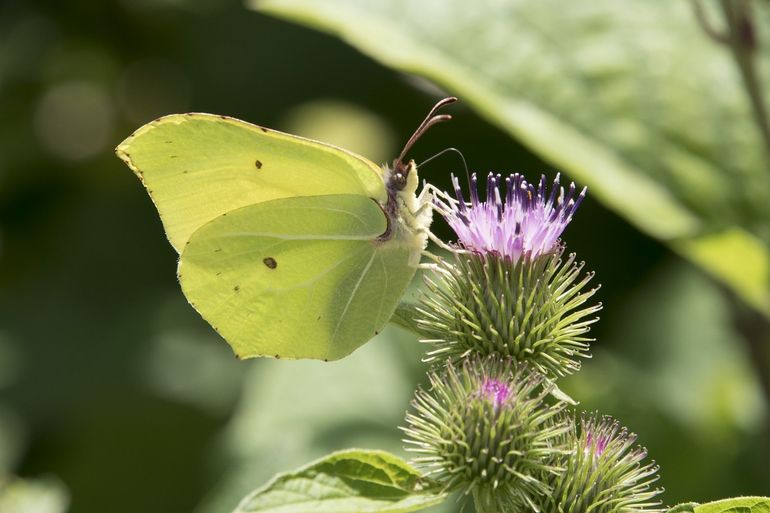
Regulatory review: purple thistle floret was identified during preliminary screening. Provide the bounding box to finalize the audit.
[581,414,646,463]
[479,378,511,408]
[436,172,586,262]
[584,430,610,457]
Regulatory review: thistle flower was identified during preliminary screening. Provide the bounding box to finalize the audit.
[434,172,585,262]
[401,356,570,512]
[540,413,664,513]
[419,173,600,377]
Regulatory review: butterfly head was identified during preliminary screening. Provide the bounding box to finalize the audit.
[388,158,412,193]
[389,96,457,195]
[379,98,456,262]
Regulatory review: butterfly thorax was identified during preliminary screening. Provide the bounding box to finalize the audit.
[379,159,432,266]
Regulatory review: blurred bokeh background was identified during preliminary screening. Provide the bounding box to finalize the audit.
[1,0,769,512]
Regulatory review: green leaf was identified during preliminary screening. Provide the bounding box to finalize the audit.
[694,497,770,513]
[234,449,447,513]
[250,0,770,317]
[667,497,770,513]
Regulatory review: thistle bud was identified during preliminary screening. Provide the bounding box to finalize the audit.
[540,413,664,513]
[402,356,570,511]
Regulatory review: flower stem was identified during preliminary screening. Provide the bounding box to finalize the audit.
[719,0,770,169]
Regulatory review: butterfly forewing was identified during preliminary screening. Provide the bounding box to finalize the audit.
[116,114,387,252]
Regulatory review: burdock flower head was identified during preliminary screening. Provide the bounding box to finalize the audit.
[435,172,585,262]
[419,173,600,378]
[539,413,664,513]
[402,355,570,512]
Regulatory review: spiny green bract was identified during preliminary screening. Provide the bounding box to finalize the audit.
[539,413,664,513]
[401,355,570,512]
[418,245,601,378]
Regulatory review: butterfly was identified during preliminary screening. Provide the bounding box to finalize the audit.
[115,97,455,361]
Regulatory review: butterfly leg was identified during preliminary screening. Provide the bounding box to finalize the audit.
[426,230,459,253]
[411,185,434,226]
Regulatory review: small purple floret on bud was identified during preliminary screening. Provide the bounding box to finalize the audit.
[480,378,511,408]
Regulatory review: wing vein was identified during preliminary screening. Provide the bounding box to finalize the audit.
[329,249,377,352]
[274,246,370,293]
[221,233,376,241]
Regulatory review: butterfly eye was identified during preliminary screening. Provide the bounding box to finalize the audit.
[392,171,407,190]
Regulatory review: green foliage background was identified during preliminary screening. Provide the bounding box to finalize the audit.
[0,0,769,511]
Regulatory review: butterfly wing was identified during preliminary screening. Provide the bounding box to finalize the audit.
[178,194,416,360]
[116,113,387,252]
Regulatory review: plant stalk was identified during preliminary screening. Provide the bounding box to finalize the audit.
[720,0,770,167]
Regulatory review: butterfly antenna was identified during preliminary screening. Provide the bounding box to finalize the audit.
[418,147,470,189]
[397,96,457,165]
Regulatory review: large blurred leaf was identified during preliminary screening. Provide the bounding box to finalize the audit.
[235,449,446,513]
[250,0,770,316]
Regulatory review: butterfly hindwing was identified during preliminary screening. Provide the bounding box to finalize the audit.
[178,194,415,360]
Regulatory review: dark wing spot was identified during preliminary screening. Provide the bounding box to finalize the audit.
[215,272,222,276]
[374,331,379,335]
[233,285,240,292]
[274,354,280,359]
[169,155,178,159]
[219,115,227,119]
[255,159,262,169]
[182,170,188,174]
[263,257,277,269]
[214,248,222,253]
[259,126,268,133]
[317,316,321,321]
[165,140,173,144]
